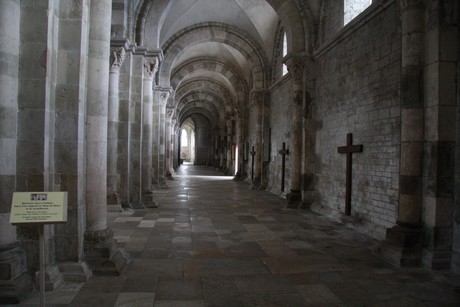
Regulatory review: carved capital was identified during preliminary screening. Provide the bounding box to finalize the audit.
[284,55,305,82]
[166,107,174,118]
[144,56,159,79]
[110,47,126,73]
[249,90,264,106]
[399,0,424,11]
[84,228,114,243]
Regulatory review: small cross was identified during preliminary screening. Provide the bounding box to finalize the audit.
[338,133,363,216]
[278,142,289,192]
[250,146,256,180]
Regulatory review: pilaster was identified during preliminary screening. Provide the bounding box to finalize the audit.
[284,54,306,207]
[248,90,264,189]
[377,0,425,267]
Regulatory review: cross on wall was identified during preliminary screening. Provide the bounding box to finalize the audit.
[337,133,363,216]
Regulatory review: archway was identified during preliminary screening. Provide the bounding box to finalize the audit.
[180,119,195,164]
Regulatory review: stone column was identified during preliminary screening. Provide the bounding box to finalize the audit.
[226,119,233,174]
[0,0,32,303]
[421,0,457,270]
[141,54,159,207]
[84,0,129,275]
[128,48,145,207]
[379,0,425,267]
[250,91,264,189]
[234,117,244,180]
[107,40,127,212]
[165,107,174,179]
[156,89,170,188]
[219,128,225,170]
[285,55,305,206]
[158,93,168,186]
[455,3,460,274]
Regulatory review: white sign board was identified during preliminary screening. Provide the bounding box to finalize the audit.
[10,192,68,224]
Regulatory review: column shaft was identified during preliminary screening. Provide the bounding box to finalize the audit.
[0,0,32,302]
[85,0,112,231]
[84,0,129,275]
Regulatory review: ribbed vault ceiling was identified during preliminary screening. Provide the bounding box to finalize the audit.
[139,0,293,130]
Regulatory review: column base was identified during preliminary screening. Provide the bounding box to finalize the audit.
[375,225,423,267]
[233,171,245,182]
[452,250,460,273]
[34,264,64,291]
[0,244,32,304]
[58,262,92,282]
[165,172,174,180]
[156,178,169,189]
[107,192,123,212]
[249,178,261,190]
[142,191,157,208]
[422,249,452,270]
[84,229,130,276]
[286,190,301,208]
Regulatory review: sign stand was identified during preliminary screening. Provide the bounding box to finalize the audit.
[39,223,45,307]
[10,192,68,307]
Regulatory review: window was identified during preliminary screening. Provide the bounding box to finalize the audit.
[344,0,372,25]
[282,32,288,76]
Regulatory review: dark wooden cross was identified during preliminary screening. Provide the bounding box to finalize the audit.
[337,133,363,216]
[250,146,256,180]
[278,142,289,192]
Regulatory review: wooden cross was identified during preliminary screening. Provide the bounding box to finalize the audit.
[250,146,256,180]
[278,142,289,192]
[337,133,363,216]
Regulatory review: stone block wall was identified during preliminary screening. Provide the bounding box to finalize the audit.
[245,103,258,178]
[267,78,293,194]
[312,3,401,239]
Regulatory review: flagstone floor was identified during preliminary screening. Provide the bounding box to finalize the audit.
[14,164,460,306]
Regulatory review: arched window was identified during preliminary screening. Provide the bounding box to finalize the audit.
[282,32,288,76]
[344,0,372,25]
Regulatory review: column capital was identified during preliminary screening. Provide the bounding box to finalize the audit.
[144,56,159,80]
[110,39,129,73]
[399,0,424,11]
[166,106,175,119]
[156,87,173,107]
[283,53,306,82]
[249,90,265,107]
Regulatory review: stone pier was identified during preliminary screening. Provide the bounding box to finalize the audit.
[378,0,425,267]
[0,1,32,303]
[107,40,128,212]
[285,54,305,207]
[84,0,129,275]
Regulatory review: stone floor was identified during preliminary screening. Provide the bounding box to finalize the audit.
[13,164,460,306]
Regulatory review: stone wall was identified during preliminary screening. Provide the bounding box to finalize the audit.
[312,3,401,239]
[245,103,258,179]
[267,78,293,194]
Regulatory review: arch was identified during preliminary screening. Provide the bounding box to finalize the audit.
[170,57,248,110]
[175,78,234,108]
[265,0,313,52]
[160,22,269,89]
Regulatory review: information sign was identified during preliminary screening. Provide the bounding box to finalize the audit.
[10,192,68,224]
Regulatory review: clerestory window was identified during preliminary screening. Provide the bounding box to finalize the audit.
[282,32,288,76]
[344,0,372,25]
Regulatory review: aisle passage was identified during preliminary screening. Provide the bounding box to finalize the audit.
[20,164,460,306]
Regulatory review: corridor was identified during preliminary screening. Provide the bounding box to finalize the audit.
[19,164,460,306]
